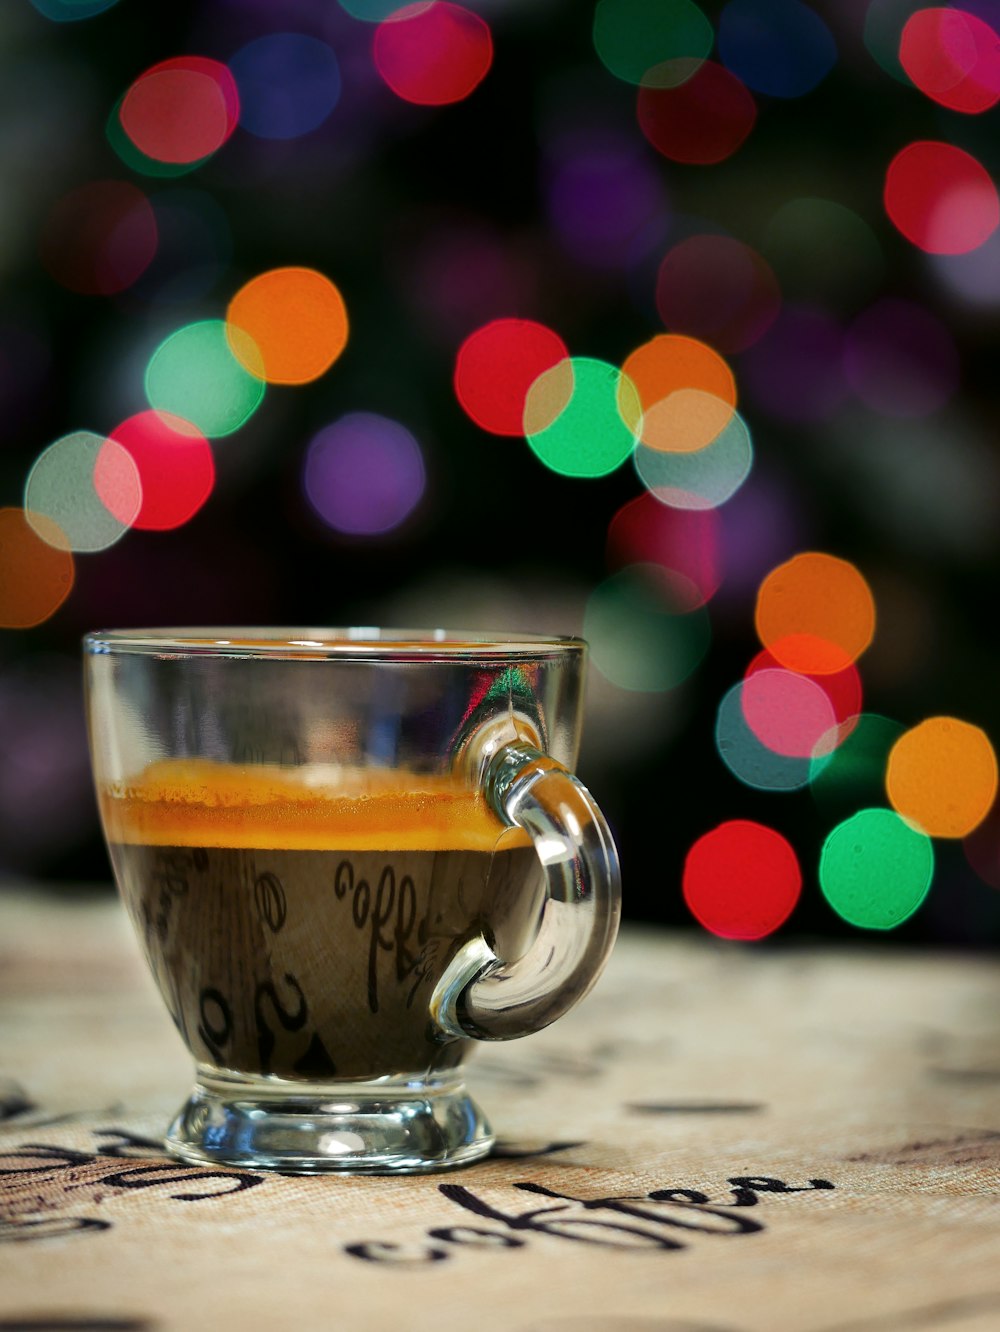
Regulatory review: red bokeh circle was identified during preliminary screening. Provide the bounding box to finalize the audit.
[637,60,756,165]
[900,8,1000,115]
[374,2,493,107]
[884,140,999,254]
[606,491,721,610]
[454,318,569,436]
[683,820,802,940]
[656,234,780,353]
[120,56,240,165]
[746,643,862,740]
[40,180,157,296]
[103,411,215,531]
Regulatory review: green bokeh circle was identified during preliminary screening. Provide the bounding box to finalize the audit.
[584,564,711,692]
[526,357,638,478]
[819,807,934,931]
[593,0,713,86]
[145,320,265,439]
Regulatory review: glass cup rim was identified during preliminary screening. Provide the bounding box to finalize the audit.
[83,627,586,661]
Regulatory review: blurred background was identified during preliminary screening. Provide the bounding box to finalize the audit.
[3,0,1000,946]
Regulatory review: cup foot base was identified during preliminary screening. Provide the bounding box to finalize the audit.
[165,1070,494,1174]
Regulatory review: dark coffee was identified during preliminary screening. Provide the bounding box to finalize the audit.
[103,762,543,1081]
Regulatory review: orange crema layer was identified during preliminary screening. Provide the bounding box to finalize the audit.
[100,759,522,852]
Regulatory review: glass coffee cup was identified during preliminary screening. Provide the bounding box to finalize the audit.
[85,629,620,1174]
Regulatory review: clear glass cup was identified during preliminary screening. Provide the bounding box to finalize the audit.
[84,628,620,1174]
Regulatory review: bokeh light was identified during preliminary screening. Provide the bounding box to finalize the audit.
[763,198,884,309]
[525,357,639,478]
[145,319,265,437]
[106,96,205,179]
[748,642,863,741]
[740,304,847,424]
[886,716,998,837]
[606,492,721,610]
[718,0,837,98]
[634,404,753,509]
[638,59,756,165]
[655,234,781,353]
[584,564,710,692]
[716,680,813,791]
[755,552,876,674]
[900,7,1000,114]
[621,334,737,453]
[29,0,119,18]
[338,0,403,19]
[638,389,737,457]
[454,319,569,436]
[119,57,240,165]
[229,34,341,140]
[820,808,934,930]
[522,359,575,438]
[304,412,426,536]
[622,334,736,412]
[373,3,493,107]
[929,225,1000,306]
[683,820,801,940]
[545,142,668,271]
[810,713,905,814]
[740,666,839,759]
[592,0,713,86]
[24,431,141,552]
[39,180,157,296]
[843,298,959,418]
[0,508,74,629]
[105,411,215,531]
[884,141,999,255]
[227,268,349,385]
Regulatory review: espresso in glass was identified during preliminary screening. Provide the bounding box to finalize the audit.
[86,628,620,1172]
[102,760,544,1083]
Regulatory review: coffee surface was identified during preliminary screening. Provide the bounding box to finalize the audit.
[101,758,519,851]
[105,761,542,1081]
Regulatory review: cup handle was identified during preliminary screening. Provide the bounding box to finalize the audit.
[431,740,621,1041]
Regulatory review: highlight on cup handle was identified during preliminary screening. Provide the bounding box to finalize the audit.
[431,738,621,1042]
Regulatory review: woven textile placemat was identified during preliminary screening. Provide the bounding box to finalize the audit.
[2,888,1000,1332]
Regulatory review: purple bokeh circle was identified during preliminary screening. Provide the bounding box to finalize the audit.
[304,411,426,535]
[740,303,847,423]
[843,298,959,418]
[546,146,667,270]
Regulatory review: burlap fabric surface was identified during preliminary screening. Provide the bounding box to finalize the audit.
[2,888,1000,1332]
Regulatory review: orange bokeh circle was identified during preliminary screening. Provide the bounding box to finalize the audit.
[755,552,875,674]
[887,716,998,838]
[226,267,349,385]
[620,334,736,453]
[0,507,75,628]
